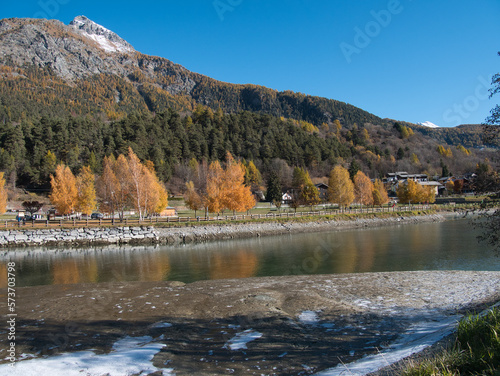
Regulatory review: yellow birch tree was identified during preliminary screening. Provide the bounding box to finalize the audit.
[96,156,120,216]
[372,179,389,205]
[328,165,354,209]
[354,171,374,206]
[0,172,7,214]
[76,166,97,216]
[113,154,131,218]
[397,180,435,204]
[127,147,147,219]
[125,148,168,219]
[154,180,169,214]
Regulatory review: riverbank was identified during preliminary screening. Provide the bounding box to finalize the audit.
[0,211,462,248]
[154,211,459,244]
[2,271,499,375]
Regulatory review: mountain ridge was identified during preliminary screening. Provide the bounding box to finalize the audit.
[0,16,387,127]
[0,16,496,192]
[0,16,488,149]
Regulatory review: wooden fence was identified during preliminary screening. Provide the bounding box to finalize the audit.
[0,204,443,229]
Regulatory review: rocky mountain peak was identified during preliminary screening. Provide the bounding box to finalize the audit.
[69,15,134,53]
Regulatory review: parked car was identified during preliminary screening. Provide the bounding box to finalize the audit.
[91,213,104,220]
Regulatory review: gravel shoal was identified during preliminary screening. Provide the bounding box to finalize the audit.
[1,270,498,375]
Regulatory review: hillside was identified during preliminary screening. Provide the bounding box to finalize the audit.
[0,16,382,128]
[0,16,495,192]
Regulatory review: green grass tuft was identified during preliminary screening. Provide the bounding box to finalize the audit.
[403,306,500,376]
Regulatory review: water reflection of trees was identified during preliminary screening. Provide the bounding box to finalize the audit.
[0,220,490,287]
[0,263,6,288]
[209,249,258,280]
[52,258,100,285]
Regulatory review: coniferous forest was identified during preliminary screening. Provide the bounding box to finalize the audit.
[0,103,494,197]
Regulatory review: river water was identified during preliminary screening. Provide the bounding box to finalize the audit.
[1,218,498,288]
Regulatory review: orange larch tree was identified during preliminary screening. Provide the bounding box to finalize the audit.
[49,164,78,215]
[224,155,256,214]
[206,160,225,214]
[184,180,204,217]
[141,164,169,216]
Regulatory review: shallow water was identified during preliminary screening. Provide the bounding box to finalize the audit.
[1,218,498,287]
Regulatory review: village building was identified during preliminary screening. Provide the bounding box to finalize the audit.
[314,183,329,201]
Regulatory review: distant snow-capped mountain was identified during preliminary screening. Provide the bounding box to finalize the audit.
[69,15,134,53]
[418,121,440,128]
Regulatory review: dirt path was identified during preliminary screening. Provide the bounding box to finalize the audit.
[1,271,499,375]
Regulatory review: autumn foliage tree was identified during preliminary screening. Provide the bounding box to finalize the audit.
[95,149,168,219]
[0,172,7,214]
[372,179,390,206]
[76,166,97,216]
[328,165,354,209]
[49,164,78,215]
[206,160,225,214]
[126,147,168,219]
[292,167,320,208]
[142,162,169,216]
[224,155,256,214]
[205,154,256,215]
[184,180,204,217]
[95,156,120,217]
[396,179,435,204]
[353,171,374,206]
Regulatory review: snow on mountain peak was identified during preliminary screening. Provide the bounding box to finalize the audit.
[418,121,440,129]
[69,15,134,54]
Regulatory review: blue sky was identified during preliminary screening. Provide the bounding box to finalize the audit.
[1,0,499,127]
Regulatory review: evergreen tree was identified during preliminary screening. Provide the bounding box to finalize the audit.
[441,159,451,178]
[244,160,263,193]
[266,171,283,208]
[396,147,405,160]
[348,159,361,180]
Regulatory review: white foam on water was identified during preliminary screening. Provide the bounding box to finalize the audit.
[224,329,263,350]
[1,336,173,376]
[314,315,459,376]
